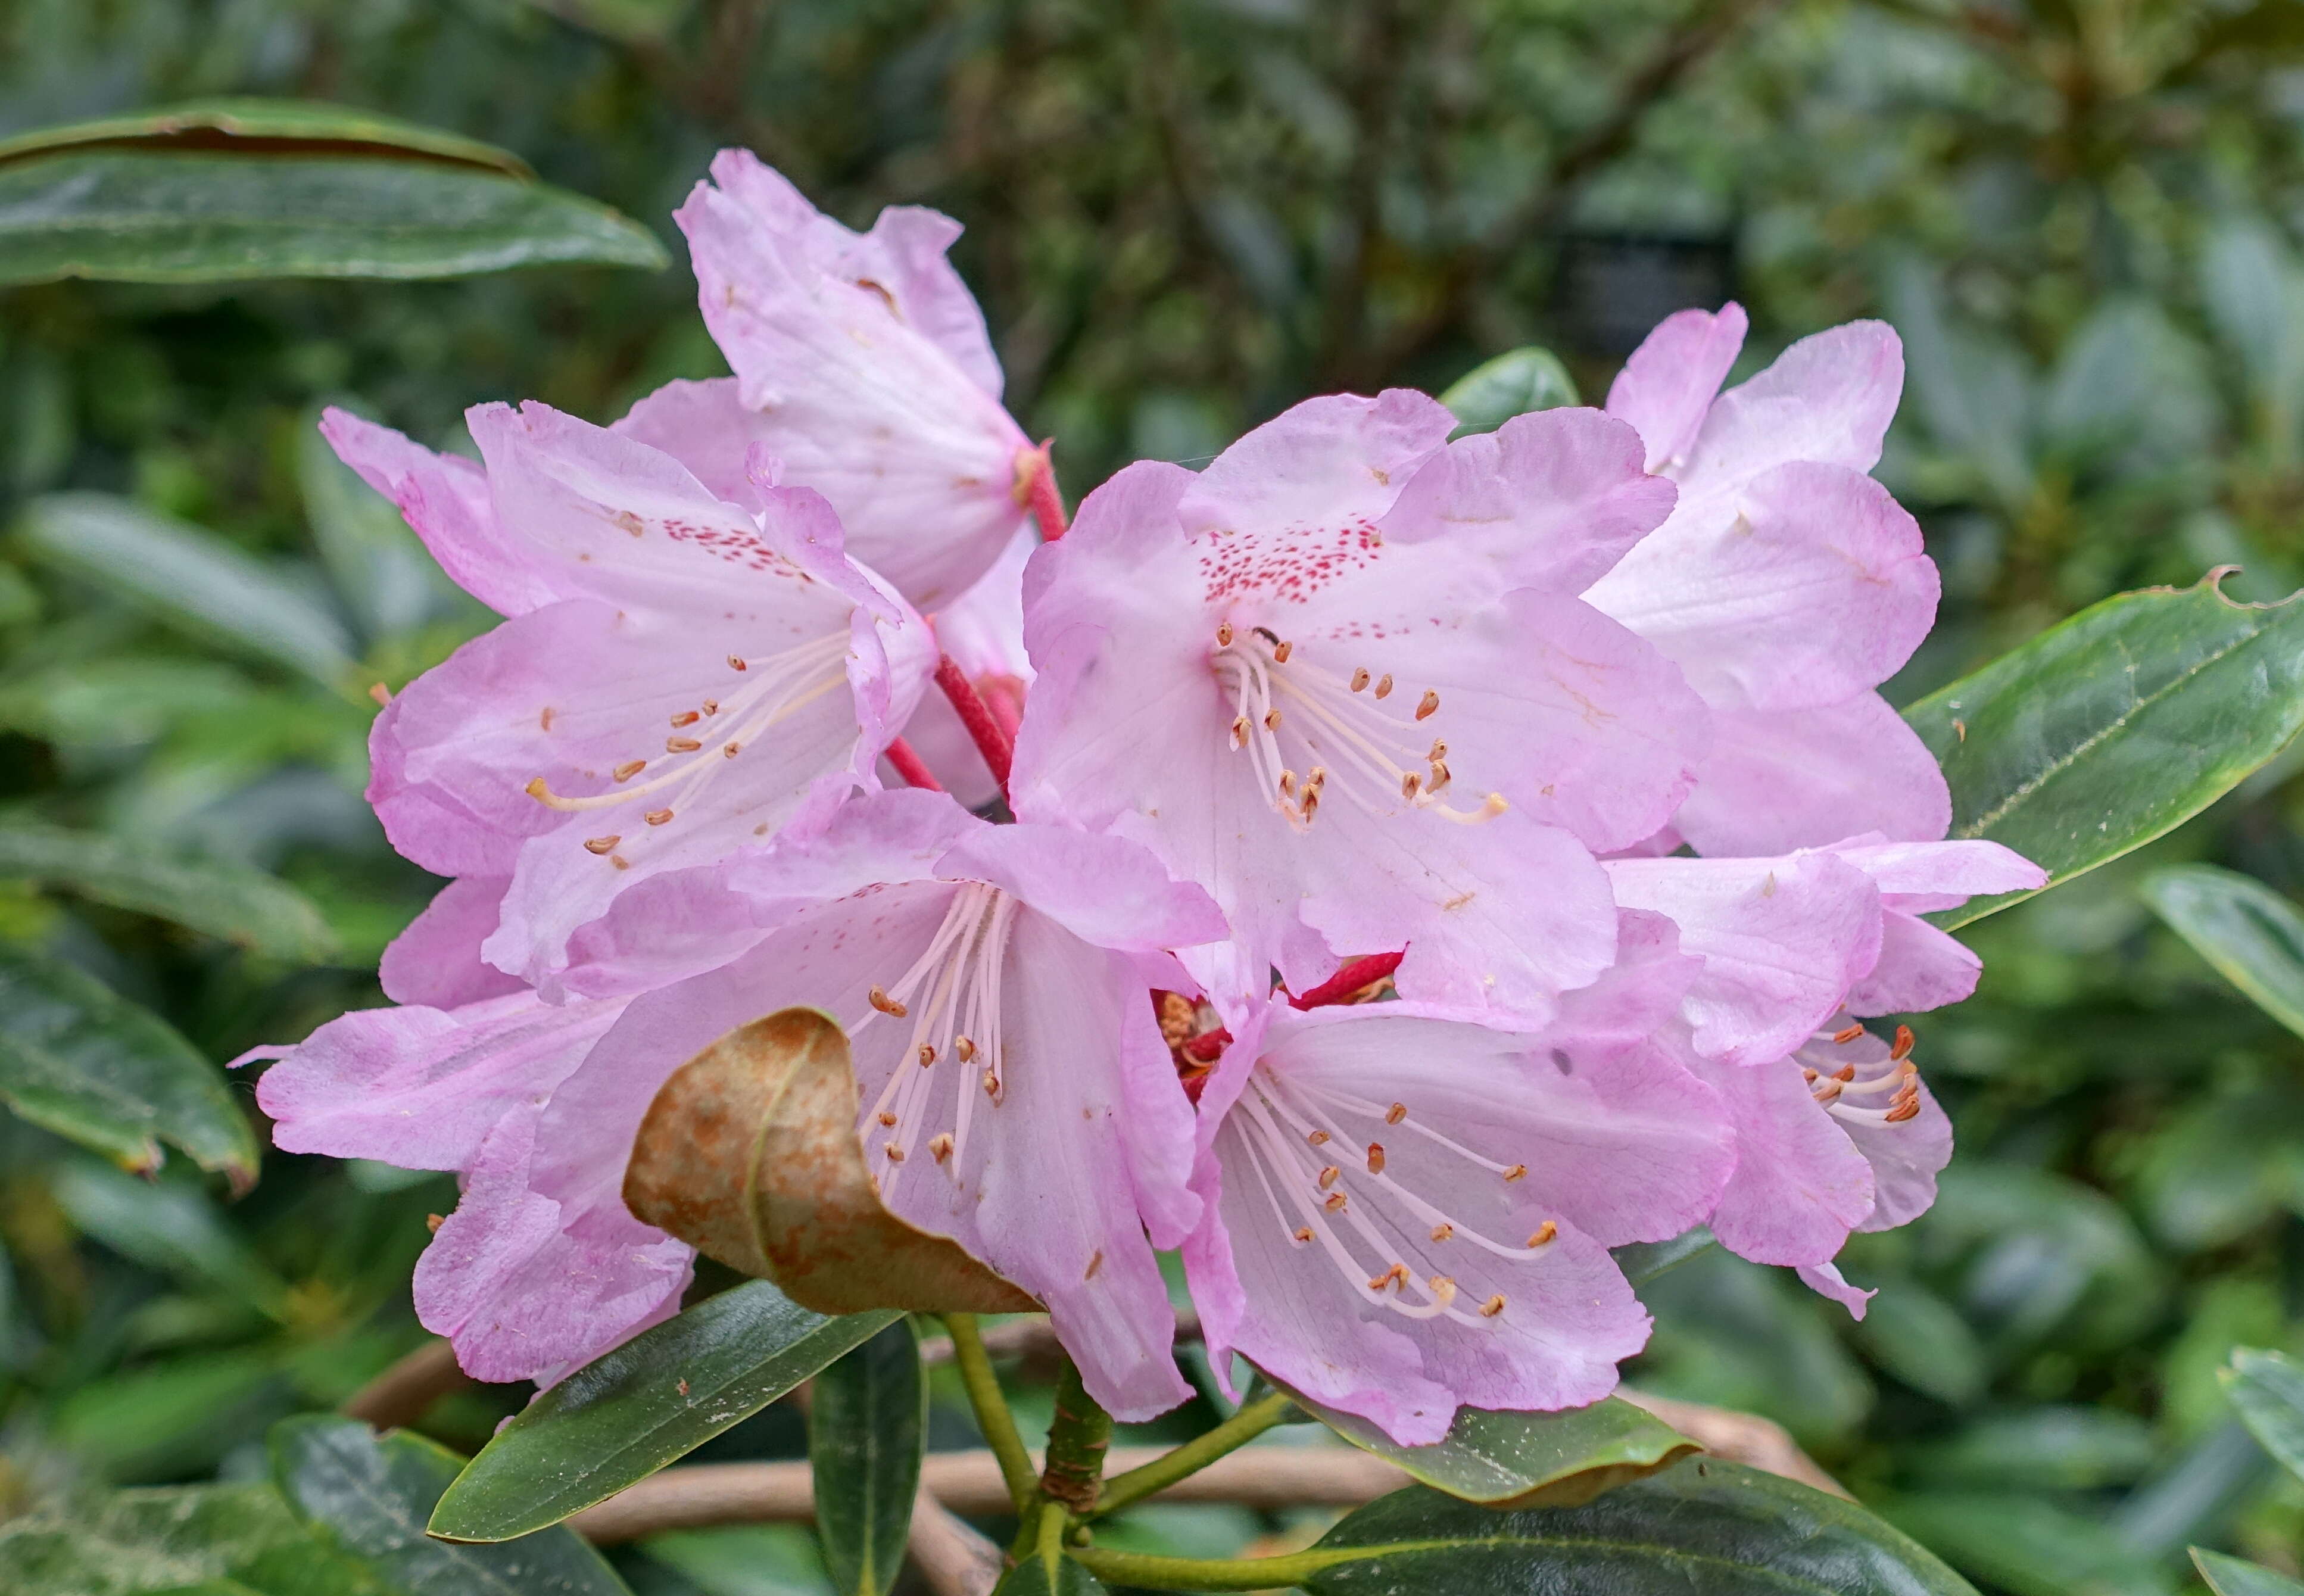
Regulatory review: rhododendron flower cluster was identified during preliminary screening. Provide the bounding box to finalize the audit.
[247,151,2044,1444]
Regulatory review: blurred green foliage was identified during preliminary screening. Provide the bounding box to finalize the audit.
[15,0,2304,1591]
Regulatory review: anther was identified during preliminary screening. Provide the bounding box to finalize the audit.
[1307,1130,1330,1146]
[1427,1275,1457,1302]
[614,760,646,782]
[930,1133,953,1164]
[1891,1024,1916,1061]
[1365,1143,1386,1174]
[1230,715,1249,748]
[1263,707,1282,731]
[1502,1163,1527,1183]
[918,1043,937,1067]
[1351,667,1370,692]
[702,699,718,715]
[876,1111,898,1127]
[584,835,621,855]
[1480,1294,1506,1318]
[1885,1098,1922,1123]
[869,986,909,1018]
[646,808,673,825]
[724,743,740,758]
[1429,1223,1454,1242]
[1374,674,1393,699]
[1527,1220,1557,1248]
[667,735,702,753]
[1324,1191,1348,1212]
[1832,1063,1856,1082]
[1216,621,1234,647]
[1273,640,1293,663]
[525,777,549,801]
[728,655,747,671]
[1426,761,1451,793]
[1386,1102,1407,1124]
[983,1070,1001,1100]
[1367,1263,1409,1293]
[670,710,700,728]
[1401,771,1423,801]
[955,1037,977,1062]
[1292,1226,1314,1243]
[884,1144,906,1163]
[1279,770,1296,797]
[1317,1166,1340,1190]
[1416,690,1440,721]
[1834,1024,1865,1045]
[611,855,631,869]
[1427,740,1447,762]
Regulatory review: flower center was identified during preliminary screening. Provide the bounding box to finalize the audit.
[853,882,1020,1201]
[1206,622,1504,831]
[525,630,851,869]
[1227,1063,1558,1326]
[1799,1018,1925,1125]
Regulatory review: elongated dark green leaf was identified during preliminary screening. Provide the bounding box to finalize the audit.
[1904,575,2304,929]
[810,1319,924,1596]
[2223,1347,2304,1480]
[0,819,338,961]
[296,413,466,645]
[21,494,356,685]
[2196,1549,2304,1596]
[1287,1385,1698,1508]
[0,99,665,285]
[1298,1463,1976,1595]
[2141,865,2304,1039]
[992,1540,1108,1595]
[0,943,258,1189]
[1439,345,1580,438]
[1611,1224,1716,1285]
[54,1161,289,1314]
[273,1416,629,1594]
[0,1481,375,1595]
[431,1283,898,1542]
[1879,1492,2160,1596]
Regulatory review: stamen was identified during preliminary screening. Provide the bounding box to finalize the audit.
[1480,1294,1506,1318]
[877,1111,898,1127]
[1429,1223,1454,1242]
[1427,740,1446,762]
[1891,1024,1916,1061]
[1230,715,1249,749]
[1386,1103,1407,1124]
[1427,1275,1457,1303]
[645,809,673,825]
[1886,1098,1921,1123]
[1401,772,1422,800]
[584,835,621,855]
[614,760,646,782]
[1263,707,1282,731]
[702,699,718,715]
[1324,1191,1348,1212]
[884,1144,906,1162]
[1367,1262,1409,1292]
[1273,640,1293,663]
[670,710,700,728]
[1374,674,1393,699]
[666,735,702,753]
[1502,1164,1527,1183]
[955,1037,977,1061]
[930,1133,953,1163]
[1216,621,1234,647]
[525,777,548,801]
[1279,770,1296,797]
[869,986,909,1018]
[983,1070,1001,1101]
[1834,1024,1865,1045]
[1317,1166,1340,1190]
[728,655,747,671]
[1365,1143,1386,1174]
[1307,1130,1330,1145]
[1527,1221,1557,1248]
[724,743,740,758]
[1293,1226,1315,1243]
[1351,668,1370,692]
[918,1043,937,1067]
[1416,690,1440,721]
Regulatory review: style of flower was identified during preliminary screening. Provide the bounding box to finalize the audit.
[883,525,1037,806]
[1011,389,1707,1018]
[540,788,1229,1418]
[1586,304,1948,856]
[1181,950,1736,1445]
[326,400,937,994]
[623,150,1036,612]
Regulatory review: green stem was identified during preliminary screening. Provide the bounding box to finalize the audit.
[1039,1358,1114,1516]
[1070,1543,1376,1591]
[941,1313,1037,1511]
[1091,1390,1296,1519]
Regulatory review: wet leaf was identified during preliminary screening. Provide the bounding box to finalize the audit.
[0,819,338,961]
[0,1480,373,1595]
[623,1008,1037,1316]
[1439,345,1580,438]
[2223,1347,2304,1480]
[1611,1225,1716,1285]
[2195,1548,2304,1596]
[810,1320,924,1596]
[2141,865,2304,1039]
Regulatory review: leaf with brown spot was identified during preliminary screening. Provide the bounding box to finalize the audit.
[625,1007,1039,1315]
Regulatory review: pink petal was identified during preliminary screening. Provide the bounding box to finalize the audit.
[379,877,522,1009]
[1684,319,1905,487]
[1681,1044,1875,1268]
[1798,1260,1875,1318]
[1673,694,1951,856]
[1604,303,1749,473]
[1176,390,1454,548]
[1829,838,2049,905]
[1844,909,1981,1015]
[1605,852,1884,1065]
[935,823,1227,954]
[610,378,778,516]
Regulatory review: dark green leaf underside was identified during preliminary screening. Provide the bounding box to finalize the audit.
[809,1320,925,1596]
[2141,865,2304,1040]
[0,98,535,175]
[0,819,338,961]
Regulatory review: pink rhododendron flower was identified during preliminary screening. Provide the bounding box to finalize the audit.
[1011,390,1707,1018]
[528,790,1227,1417]
[621,151,1034,611]
[1181,953,1735,1444]
[881,525,1037,805]
[325,401,937,993]
[1589,304,1948,856]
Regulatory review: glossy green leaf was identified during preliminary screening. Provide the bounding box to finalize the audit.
[1288,1386,1698,1508]
[2141,865,2304,1039]
[1298,1462,1975,1595]
[2195,1548,2304,1596]
[1879,1492,2160,1596]
[634,1526,835,1595]
[54,1161,289,1314]
[1438,345,1580,438]
[0,942,258,1189]
[272,1416,630,1595]
[52,1349,287,1479]
[0,1481,375,1595]
[1611,1224,1716,1285]
[809,1318,924,1596]
[992,1541,1108,1595]
[1905,1406,2156,1491]
[1904,575,2304,929]
[430,1282,899,1542]
[2223,1347,2304,1479]
[0,819,338,961]
[21,494,356,685]
[0,98,665,285]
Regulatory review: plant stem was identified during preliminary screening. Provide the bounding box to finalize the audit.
[941,1314,1037,1511]
[1090,1390,1296,1519]
[1070,1542,1376,1591]
[1039,1359,1113,1516]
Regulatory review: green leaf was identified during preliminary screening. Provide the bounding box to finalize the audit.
[2141,865,2304,1039]
[295,412,466,646]
[1905,1407,2157,1491]
[0,1481,379,1595]
[633,1526,835,1596]
[1287,1387,1699,1508]
[52,1351,288,1479]
[54,1161,289,1314]
[1438,345,1580,438]
[991,1543,1108,1595]
[1611,1224,1716,1285]
[271,1416,631,1595]
[1299,1463,1975,1595]
[2195,1548,2304,1596]
[20,494,356,686]
[0,819,338,961]
[1878,1492,2160,1596]
[0,942,258,1189]
[2223,1347,2304,1480]
[809,1318,924,1596]
[0,99,666,285]
[1904,574,2304,929]
[429,1283,899,1542]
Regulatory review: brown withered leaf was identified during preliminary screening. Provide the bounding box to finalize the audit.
[624,1006,1039,1316]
